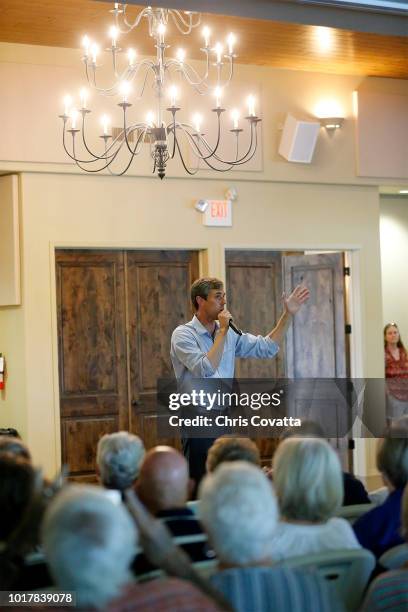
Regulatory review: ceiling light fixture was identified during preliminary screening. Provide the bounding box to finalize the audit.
[59,3,261,179]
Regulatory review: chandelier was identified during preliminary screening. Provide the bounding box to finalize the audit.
[59,3,261,179]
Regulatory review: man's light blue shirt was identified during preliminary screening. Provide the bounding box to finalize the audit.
[170,315,279,385]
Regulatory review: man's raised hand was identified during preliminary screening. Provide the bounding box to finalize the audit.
[283,285,310,316]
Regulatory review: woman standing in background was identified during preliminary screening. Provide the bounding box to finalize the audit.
[384,323,408,420]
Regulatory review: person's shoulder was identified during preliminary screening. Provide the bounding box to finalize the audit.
[122,578,219,611]
[171,321,194,339]
[329,516,356,529]
[328,517,361,541]
[353,500,384,532]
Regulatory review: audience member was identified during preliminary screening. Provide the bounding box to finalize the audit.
[0,435,31,461]
[384,323,408,419]
[280,421,370,506]
[271,437,360,560]
[206,436,260,472]
[199,461,340,612]
[135,446,213,572]
[0,453,50,589]
[96,431,145,493]
[362,482,408,610]
[42,485,221,611]
[354,423,408,558]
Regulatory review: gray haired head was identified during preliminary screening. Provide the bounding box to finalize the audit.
[97,431,145,491]
[42,484,138,608]
[198,461,278,566]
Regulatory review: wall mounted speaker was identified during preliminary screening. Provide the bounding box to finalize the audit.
[278,114,320,163]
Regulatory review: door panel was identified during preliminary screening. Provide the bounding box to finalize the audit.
[283,253,346,378]
[126,250,199,449]
[57,249,199,476]
[56,250,129,479]
[225,250,349,469]
[226,250,285,379]
[226,250,286,465]
[283,252,350,469]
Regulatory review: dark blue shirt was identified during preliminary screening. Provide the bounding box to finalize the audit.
[353,487,404,558]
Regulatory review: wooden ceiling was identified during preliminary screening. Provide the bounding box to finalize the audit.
[0,0,407,78]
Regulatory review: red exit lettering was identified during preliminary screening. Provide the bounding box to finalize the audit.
[210,200,227,218]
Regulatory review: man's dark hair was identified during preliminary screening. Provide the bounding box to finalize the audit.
[0,454,35,541]
[190,277,223,311]
[0,436,31,462]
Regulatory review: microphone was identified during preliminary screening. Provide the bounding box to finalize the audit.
[229,318,243,336]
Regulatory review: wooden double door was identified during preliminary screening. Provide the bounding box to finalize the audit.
[56,249,198,480]
[226,250,349,468]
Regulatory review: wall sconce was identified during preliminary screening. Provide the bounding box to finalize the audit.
[314,99,344,131]
[194,187,238,213]
[194,199,209,213]
[320,117,344,130]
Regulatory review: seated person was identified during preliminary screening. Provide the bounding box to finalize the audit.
[280,421,370,506]
[198,461,340,612]
[270,437,360,560]
[206,436,260,472]
[96,431,145,494]
[362,482,408,611]
[354,423,408,558]
[0,435,32,462]
[135,446,214,573]
[42,484,220,611]
[0,453,51,589]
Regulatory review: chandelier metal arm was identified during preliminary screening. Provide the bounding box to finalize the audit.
[199,122,259,166]
[62,124,116,165]
[113,128,148,175]
[80,112,128,162]
[122,108,150,156]
[85,59,155,97]
[174,115,223,162]
[164,53,234,94]
[182,130,234,171]
[174,136,200,176]
[117,4,201,36]
[117,4,150,34]
[71,135,122,172]
[181,120,259,168]
[169,10,201,33]
[164,58,210,91]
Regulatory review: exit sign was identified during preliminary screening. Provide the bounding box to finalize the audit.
[204,199,232,227]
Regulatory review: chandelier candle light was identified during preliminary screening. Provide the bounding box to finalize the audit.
[59,3,261,179]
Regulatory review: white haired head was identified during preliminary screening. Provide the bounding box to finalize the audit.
[198,462,278,565]
[273,437,343,522]
[97,431,145,491]
[42,485,138,608]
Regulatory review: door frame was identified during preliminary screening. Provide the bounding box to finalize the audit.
[49,241,210,474]
[48,240,366,477]
[220,243,365,475]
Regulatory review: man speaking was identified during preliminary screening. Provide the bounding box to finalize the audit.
[170,277,310,484]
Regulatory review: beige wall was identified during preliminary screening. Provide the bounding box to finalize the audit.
[380,195,408,342]
[0,42,391,478]
[8,171,382,476]
[2,42,407,189]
